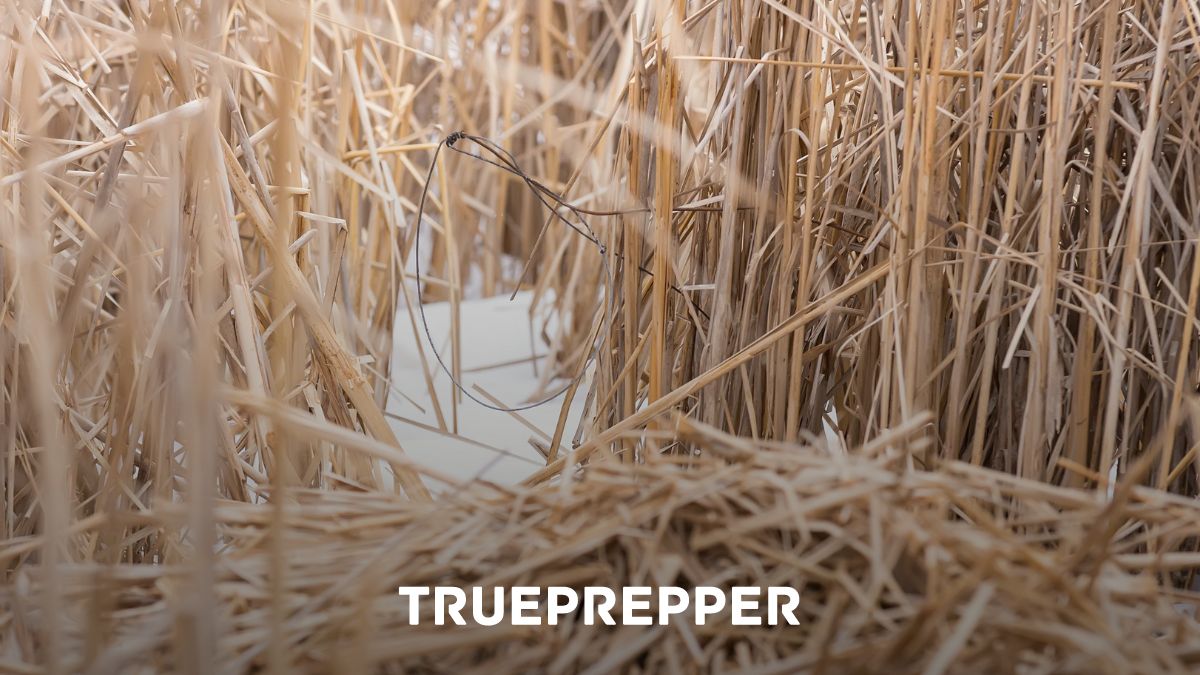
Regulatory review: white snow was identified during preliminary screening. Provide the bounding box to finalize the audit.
[387,291,587,489]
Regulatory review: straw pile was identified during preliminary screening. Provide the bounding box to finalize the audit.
[4,0,1200,672]
[6,419,1200,673]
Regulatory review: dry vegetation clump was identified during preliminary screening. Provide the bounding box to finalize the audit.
[568,0,1200,493]
[4,0,1200,671]
[8,420,1200,673]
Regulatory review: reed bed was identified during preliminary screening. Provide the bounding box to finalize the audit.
[7,420,1200,673]
[565,0,1200,493]
[3,0,1200,671]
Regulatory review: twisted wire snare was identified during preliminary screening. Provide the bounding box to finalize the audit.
[411,131,616,413]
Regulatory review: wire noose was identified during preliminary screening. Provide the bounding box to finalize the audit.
[412,131,615,413]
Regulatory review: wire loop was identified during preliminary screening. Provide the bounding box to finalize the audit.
[412,131,615,413]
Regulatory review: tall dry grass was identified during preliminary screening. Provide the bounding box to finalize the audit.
[3,0,1200,671]
[555,0,1200,495]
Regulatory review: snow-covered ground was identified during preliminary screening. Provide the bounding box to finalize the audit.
[387,291,586,489]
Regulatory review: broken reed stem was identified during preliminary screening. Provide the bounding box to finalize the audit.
[672,54,1143,90]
